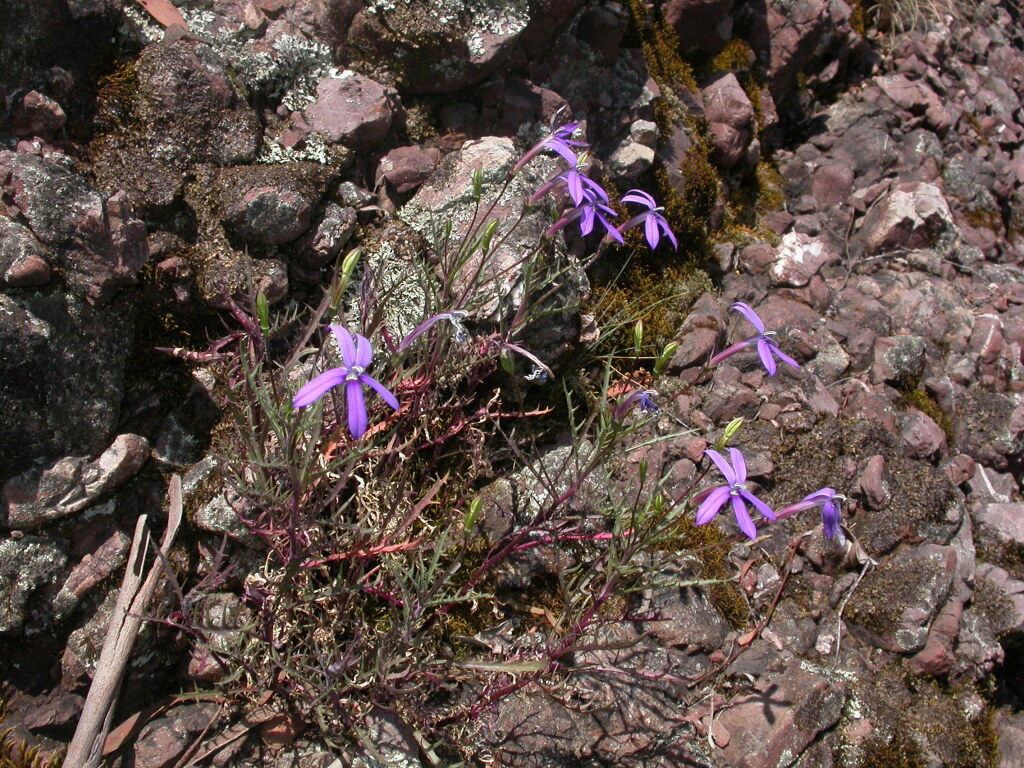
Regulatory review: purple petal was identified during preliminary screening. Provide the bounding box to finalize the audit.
[621,189,657,209]
[704,449,737,486]
[564,170,585,206]
[695,486,731,525]
[730,302,766,334]
[771,345,801,371]
[644,215,660,249]
[353,333,374,368]
[346,380,368,439]
[658,217,679,250]
[728,447,747,484]
[359,373,400,411]
[581,176,610,203]
[545,139,579,167]
[330,325,357,365]
[741,489,777,521]
[731,495,758,540]
[821,500,842,540]
[757,339,778,376]
[579,206,596,237]
[708,337,758,366]
[599,211,625,243]
[293,367,347,408]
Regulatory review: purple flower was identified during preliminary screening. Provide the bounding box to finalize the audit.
[512,122,588,174]
[707,302,800,377]
[618,189,678,250]
[530,168,609,207]
[695,448,776,540]
[396,310,469,352]
[613,388,660,421]
[547,197,624,243]
[293,325,400,439]
[776,488,846,546]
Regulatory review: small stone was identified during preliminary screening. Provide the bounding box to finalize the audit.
[900,409,947,459]
[607,141,655,180]
[860,455,890,510]
[303,73,395,151]
[769,232,834,287]
[376,145,442,194]
[7,90,67,139]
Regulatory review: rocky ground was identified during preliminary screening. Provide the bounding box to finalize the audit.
[3,0,1024,766]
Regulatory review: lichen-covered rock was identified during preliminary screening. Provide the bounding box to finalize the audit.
[348,0,531,94]
[846,544,958,653]
[0,289,136,478]
[953,392,1024,471]
[301,73,397,151]
[400,136,587,364]
[215,163,330,246]
[0,536,68,634]
[1,152,147,303]
[0,214,51,288]
[1,434,149,530]
[715,661,846,768]
[89,38,261,210]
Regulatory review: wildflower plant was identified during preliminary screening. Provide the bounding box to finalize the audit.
[175,116,852,761]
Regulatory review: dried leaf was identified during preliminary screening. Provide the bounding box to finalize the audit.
[133,0,190,30]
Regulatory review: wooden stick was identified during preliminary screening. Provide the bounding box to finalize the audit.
[65,475,184,768]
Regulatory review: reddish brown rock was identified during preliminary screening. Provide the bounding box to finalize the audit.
[303,73,396,151]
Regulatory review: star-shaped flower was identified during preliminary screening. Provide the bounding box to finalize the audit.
[293,325,399,439]
[694,448,776,540]
[708,302,800,376]
[618,189,678,250]
[776,488,847,546]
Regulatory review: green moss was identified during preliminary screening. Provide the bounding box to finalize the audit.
[591,263,712,356]
[0,698,63,768]
[627,0,699,132]
[709,39,755,74]
[849,0,868,36]
[655,140,718,264]
[655,515,750,629]
[896,383,955,442]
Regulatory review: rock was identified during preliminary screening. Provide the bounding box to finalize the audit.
[6,90,66,139]
[953,392,1024,471]
[0,536,68,634]
[975,502,1024,548]
[186,593,251,683]
[870,334,926,384]
[703,73,756,170]
[52,527,132,619]
[845,544,957,653]
[715,661,846,768]
[1,153,147,303]
[769,232,835,287]
[994,711,1024,768]
[400,137,587,364]
[132,703,223,768]
[216,163,329,246]
[859,454,890,509]
[302,73,396,151]
[0,215,51,287]
[646,569,730,652]
[376,145,442,194]
[348,1,530,93]
[607,140,655,180]
[899,409,947,459]
[89,38,262,210]
[852,181,957,257]
[0,292,136,478]
[662,0,734,55]
[759,0,853,101]
[876,72,944,116]
[1,434,149,530]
